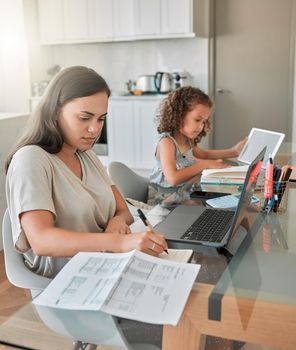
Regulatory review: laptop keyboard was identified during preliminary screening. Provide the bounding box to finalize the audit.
[181,209,235,243]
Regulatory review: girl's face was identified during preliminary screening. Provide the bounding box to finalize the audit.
[57,91,108,152]
[179,104,212,140]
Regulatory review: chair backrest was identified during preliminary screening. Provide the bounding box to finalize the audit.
[2,209,51,294]
[108,162,150,203]
[2,209,160,350]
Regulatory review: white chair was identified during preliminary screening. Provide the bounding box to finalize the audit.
[2,209,160,350]
[108,162,150,203]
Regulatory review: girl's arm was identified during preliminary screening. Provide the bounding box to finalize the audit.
[20,210,167,257]
[159,138,228,186]
[104,185,134,234]
[193,138,247,160]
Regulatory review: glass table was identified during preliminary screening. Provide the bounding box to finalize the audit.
[163,161,296,350]
[1,146,295,350]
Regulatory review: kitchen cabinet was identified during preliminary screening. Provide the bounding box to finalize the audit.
[38,0,64,44]
[63,0,89,41]
[38,0,198,44]
[134,0,160,37]
[38,0,109,44]
[89,0,113,41]
[161,0,192,35]
[113,0,135,39]
[107,97,162,170]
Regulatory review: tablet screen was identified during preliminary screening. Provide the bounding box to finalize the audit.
[238,128,285,167]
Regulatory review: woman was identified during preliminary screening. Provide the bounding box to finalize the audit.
[5,66,167,278]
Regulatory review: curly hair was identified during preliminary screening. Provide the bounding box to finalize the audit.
[156,86,213,145]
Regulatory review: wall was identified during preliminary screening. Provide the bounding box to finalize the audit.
[51,38,209,93]
[0,0,31,113]
[0,114,29,249]
[293,33,296,152]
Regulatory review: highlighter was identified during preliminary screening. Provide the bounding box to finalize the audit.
[264,155,274,200]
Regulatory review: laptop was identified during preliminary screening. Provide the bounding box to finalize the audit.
[233,128,285,169]
[154,147,266,255]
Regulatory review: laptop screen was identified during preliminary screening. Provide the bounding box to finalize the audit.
[238,128,284,168]
[227,147,266,244]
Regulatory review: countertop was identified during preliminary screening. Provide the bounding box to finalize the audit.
[110,92,167,100]
[28,93,168,102]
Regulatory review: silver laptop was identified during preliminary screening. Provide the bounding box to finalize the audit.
[154,147,266,255]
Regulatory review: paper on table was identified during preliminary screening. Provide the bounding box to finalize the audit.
[33,250,200,326]
[159,249,193,263]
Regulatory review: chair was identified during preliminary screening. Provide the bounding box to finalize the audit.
[2,209,160,350]
[108,162,150,203]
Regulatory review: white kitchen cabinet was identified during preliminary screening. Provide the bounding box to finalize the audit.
[38,0,64,44]
[38,0,104,44]
[161,0,192,35]
[38,0,197,44]
[107,98,161,170]
[63,0,89,41]
[107,100,135,167]
[134,0,160,37]
[113,0,135,40]
[133,100,159,169]
[89,0,113,41]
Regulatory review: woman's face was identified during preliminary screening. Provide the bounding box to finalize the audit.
[179,103,212,140]
[57,91,108,152]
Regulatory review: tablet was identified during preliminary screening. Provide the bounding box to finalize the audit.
[238,128,285,168]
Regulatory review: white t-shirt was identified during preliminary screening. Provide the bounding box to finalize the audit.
[6,145,116,277]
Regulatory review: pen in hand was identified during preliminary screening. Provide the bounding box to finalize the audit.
[137,208,169,254]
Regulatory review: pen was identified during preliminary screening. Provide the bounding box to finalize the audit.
[263,155,274,210]
[275,165,293,210]
[137,209,168,254]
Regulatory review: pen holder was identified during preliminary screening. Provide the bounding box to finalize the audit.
[261,179,289,213]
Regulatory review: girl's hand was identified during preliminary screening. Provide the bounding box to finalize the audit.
[231,137,247,156]
[120,231,168,257]
[203,159,230,169]
[105,216,131,235]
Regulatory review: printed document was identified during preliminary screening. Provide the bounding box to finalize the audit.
[33,250,200,326]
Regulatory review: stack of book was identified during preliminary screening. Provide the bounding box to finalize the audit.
[200,165,249,185]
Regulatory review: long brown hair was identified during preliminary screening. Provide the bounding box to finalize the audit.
[156,86,213,145]
[5,66,110,172]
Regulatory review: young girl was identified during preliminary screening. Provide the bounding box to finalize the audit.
[150,86,246,202]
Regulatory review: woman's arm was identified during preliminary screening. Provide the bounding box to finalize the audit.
[104,185,134,234]
[159,138,228,186]
[20,210,167,257]
[193,138,247,160]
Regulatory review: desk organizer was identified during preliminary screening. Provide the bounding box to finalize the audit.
[260,179,289,213]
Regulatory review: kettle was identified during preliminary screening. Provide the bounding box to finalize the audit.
[154,72,173,94]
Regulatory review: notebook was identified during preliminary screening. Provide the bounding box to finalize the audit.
[154,147,266,255]
[159,249,193,262]
[237,128,285,169]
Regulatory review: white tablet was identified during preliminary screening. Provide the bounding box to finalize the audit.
[238,128,285,168]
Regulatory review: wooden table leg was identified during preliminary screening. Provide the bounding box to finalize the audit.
[162,312,206,350]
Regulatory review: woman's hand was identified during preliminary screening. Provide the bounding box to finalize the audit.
[120,231,168,257]
[231,137,247,157]
[105,216,131,235]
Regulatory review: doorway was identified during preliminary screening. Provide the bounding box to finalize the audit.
[211,0,296,149]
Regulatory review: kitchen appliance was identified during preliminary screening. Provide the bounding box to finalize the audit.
[172,70,192,89]
[136,75,157,93]
[154,72,173,93]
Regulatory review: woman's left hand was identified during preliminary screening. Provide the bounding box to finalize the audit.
[105,216,132,235]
